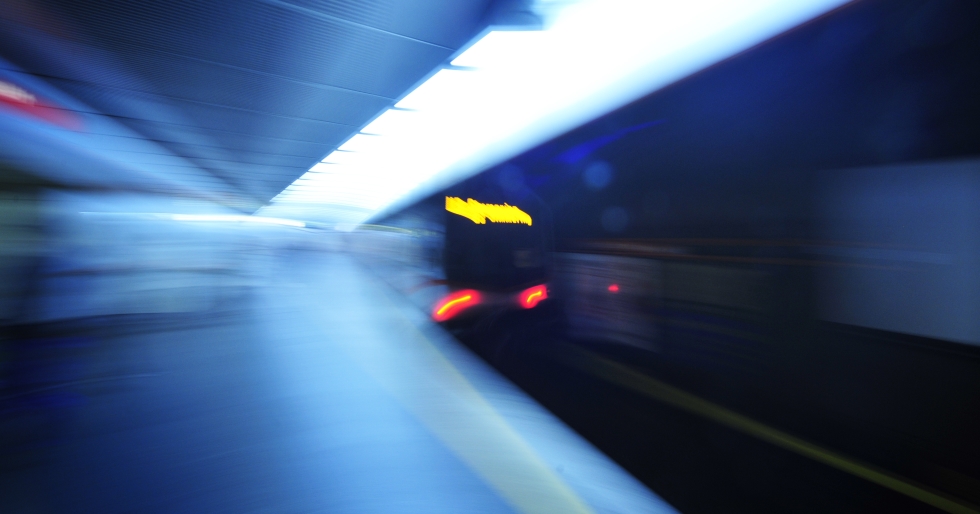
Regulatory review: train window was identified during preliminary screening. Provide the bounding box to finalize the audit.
[442,174,554,292]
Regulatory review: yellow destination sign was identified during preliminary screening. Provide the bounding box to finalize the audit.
[445,196,532,226]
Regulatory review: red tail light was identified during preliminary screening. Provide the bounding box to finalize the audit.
[519,284,548,309]
[433,290,481,321]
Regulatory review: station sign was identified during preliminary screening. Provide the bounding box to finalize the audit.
[446,196,532,226]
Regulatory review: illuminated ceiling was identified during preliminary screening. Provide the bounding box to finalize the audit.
[0,0,849,223]
[263,0,850,227]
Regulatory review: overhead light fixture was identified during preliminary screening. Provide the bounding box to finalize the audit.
[79,212,307,227]
[262,0,849,228]
[169,214,306,227]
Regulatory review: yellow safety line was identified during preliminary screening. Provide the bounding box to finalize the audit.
[388,328,594,514]
[320,284,595,514]
[563,346,979,514]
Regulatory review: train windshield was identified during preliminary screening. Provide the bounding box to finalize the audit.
[442,176,553,291]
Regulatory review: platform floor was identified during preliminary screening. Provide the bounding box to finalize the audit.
[0,251,676,514]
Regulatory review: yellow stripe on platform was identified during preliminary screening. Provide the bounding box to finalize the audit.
[321,285,594,514]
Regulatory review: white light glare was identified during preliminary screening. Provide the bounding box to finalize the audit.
[170,214,306,227]
[265,0,849,226]
[80,212,307,227]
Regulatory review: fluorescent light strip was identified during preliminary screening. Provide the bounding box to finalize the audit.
[79,212,307,227]
[263,0,849,227]
[169,214,306,227]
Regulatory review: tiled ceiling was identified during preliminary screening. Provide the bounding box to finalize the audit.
[0,0,508,207]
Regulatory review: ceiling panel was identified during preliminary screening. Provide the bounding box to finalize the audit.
[272,0,492,48]
[33,0,457,96]
[0,0,500,208]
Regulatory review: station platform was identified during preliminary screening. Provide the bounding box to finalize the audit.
[0,250,677,514]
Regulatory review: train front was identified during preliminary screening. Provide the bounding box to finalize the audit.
[434,175,558,338]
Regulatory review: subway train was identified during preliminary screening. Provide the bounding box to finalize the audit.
[356,0,980,512]
[433,171,557,329]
